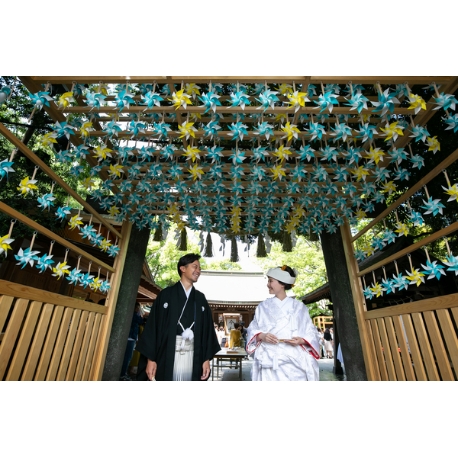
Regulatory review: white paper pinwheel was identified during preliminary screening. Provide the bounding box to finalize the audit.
[331,122,352,142]
[320,145,338,162]
[433,93,458,111]
[420,260,446,280]
[0,158,15,181]
[256,90,279,112]
[229,91,251,110]
[103,121,122,138]
[314,91,339,113]
[253,121,274,140]
[14,247,40,268]
[443,113,458,133]
[199,91,221,113]
[444,254,458,275]
[381,278,396,295]
[29,91,53,110]
[409,155,425,170]
[107,244,120,257]
[99,279,111,293]
[371,88,400,116]
[421,196,445,216]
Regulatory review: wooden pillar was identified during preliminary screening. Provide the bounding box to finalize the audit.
[101,223,151,381]
[340,221,378,380]
[90,221,132,380]
[320,226,368,380]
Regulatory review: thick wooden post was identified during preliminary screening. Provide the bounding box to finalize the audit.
[340,221,378,380]
[90,221,132,380]
[101,224,151,381]
[320,227,368,380]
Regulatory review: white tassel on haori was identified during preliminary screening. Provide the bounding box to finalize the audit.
[180,327,194,349]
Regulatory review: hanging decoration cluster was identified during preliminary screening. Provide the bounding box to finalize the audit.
[2,78,457,242]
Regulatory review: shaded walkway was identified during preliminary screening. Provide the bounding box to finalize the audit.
[209,357,345,381]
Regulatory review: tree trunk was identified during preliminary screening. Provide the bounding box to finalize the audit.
[102,225,151,380]
[230,236,238,262]
[320,230,367,381]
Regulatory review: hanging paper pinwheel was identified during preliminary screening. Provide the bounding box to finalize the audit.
[443,113,458,133]
[99,279,111,293]
[103,121,122,138]
[331,122,352,142]
[17,176,38,196]
[169,89,192,110]
[281,122,300,141]
[93,144,113,162]
[152,122,171,139]
[421,260,446,280]
[256,90,280,111]
[28,91,53,110]
[115,89,136,111]
[307,122,326,141]
[405,268,425,287]
[15,247,40,268]
[314,91,339,113]
[229,149,246,165]
[229,91,251,110]
[0,86,11,104]
[444,254,458,275]
[254,121,274,140]
[84,91,106,109]
[355,123,378,142]
[371,88,400,115]
[409,125,429,143]
[228,122,248,141]
[142,91,163,110]
[37,193,55,211]
[57,92,75,109]
[35,254,55,273]
[178,121,197,140]
[199,91,221,113]
[421,196,445,216]
[287,90,310,113]
[0,158,15,181]
[0,234,14,256]
[203,120,221,139]
[79,272,95,289]
[433,93,458,111]
[52,262,71,279]
[408,93,427,115]
[426,136,440,153]
[345,92,369,113]
[380,121,404,142]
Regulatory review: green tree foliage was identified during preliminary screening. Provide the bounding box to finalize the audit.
[205,259,242,271]
[253,236,328,299]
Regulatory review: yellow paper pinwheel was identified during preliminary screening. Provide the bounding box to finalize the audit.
[408,94,427,115]
[443,184,458,202]
[0,234,14,255]
[52,262,71,279]
[109,163,124,178]
[406,268,425,287]
[272,145,292,162]
[188,164,204,180]
[366,146,385,165]
[184,83,201,98]
[169,89,193,110]
[178,122,197,140]
[426,136,440,153]
[351,166,370,181]
[99,238,112,252]
[270,164,286,180]
[68,215,83,230]
[395,222,409,236]
[281,122,300,141]
[381,181,397,194]
[17,176,38,195]
[80,121,93,138]
[90,277,103,292]
[41,132,58,148]
[380,121,404,142]
[183,145,201,162]
[82,177,96,190]
[287,91,309,112]
[355,209,367,219]
[93,145,113,162]
[108,206,120,217]
[277,83,293,95]
[370,282,384,297]
[57,91,75,109]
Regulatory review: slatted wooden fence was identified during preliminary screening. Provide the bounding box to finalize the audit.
[0,280,108,381]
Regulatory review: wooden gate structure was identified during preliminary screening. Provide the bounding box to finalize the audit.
[1,76,458,380]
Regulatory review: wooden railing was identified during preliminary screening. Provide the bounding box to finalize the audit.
[364,293,458,380]
[0,280,108,381]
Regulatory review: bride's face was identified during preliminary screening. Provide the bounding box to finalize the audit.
[267,276,285,297]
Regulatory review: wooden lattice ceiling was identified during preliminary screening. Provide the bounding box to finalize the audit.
[17,76,458,237]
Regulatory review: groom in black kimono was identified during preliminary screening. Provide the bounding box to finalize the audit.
[136,253,220,381]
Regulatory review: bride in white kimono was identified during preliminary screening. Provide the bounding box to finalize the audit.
[247,266,320,381]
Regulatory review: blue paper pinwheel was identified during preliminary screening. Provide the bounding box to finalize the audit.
[199,91,222,113]
[28,91,53,110]
[0,158,15,181]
